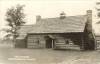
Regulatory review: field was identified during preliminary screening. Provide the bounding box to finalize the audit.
[0,43,100,64]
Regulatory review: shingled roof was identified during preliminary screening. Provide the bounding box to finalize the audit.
[28,15,87,34]
[17,25,33,35]
[16,15,87,39]
[17,25,33,39]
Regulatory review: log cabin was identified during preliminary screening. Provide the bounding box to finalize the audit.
[15,10,96,50]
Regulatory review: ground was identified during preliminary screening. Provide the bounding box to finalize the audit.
[0,43,100,64]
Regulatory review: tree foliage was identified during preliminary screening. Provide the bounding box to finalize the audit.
[4,4,26,40]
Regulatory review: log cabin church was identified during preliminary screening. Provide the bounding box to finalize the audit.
[15,10,96,50]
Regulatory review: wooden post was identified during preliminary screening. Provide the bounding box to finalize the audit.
[95,39,97,50]
[81,35,84,50]
[52,39,54,49]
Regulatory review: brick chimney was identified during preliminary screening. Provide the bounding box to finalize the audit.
[36,15,41,22]
[85,10,96,50]
[86,10,92,33]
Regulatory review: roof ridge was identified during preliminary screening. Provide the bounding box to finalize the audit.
[41,15,86,20]
[20,24,34,26]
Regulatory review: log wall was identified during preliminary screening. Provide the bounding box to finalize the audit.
[27,33,82,49]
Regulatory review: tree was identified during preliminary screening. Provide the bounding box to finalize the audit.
[4,4,26,43]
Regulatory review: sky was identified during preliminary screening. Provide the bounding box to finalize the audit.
[0,0,99,38]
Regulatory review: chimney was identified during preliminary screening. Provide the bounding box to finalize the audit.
[36,15,41,22]
[86,10,92,33]
[60,11,66,19]
[87,10,92,21]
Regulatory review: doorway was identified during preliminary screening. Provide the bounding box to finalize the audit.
[45,36,54,48]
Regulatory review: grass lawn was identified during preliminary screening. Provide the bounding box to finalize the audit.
[0,43,100,64]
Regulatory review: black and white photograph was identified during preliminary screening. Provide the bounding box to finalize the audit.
[0,0,100,64]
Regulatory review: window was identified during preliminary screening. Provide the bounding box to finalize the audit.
[34,39,39,45]
[65,40,69,44]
